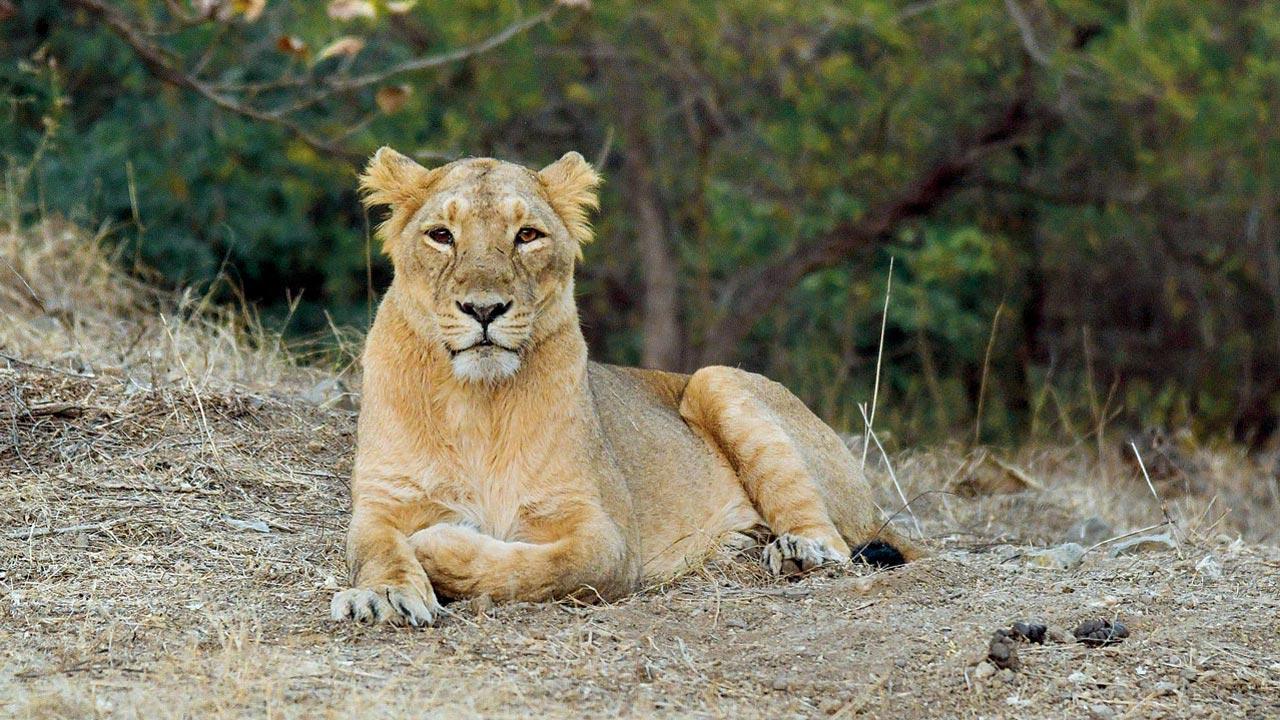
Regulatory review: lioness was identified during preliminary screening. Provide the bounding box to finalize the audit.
[331,148,918,625]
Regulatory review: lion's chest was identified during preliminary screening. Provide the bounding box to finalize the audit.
[418,401,561,541]
[427,452,525,540]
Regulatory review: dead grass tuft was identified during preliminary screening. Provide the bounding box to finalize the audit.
[1,220,345,393]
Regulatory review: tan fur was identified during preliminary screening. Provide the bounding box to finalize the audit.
[331,148,918,626]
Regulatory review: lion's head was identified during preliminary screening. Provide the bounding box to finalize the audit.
[360,148,600,383]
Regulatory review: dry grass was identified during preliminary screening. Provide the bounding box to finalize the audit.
[3,223,1280,718]
[0,221,345,393]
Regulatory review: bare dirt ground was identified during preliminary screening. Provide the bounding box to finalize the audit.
[3,223,1280,718]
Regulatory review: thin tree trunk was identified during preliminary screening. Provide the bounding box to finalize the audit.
[625,149,682,369]
[606,48,684,370]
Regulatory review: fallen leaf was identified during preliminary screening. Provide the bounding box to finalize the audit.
[375,84,412,114]
[191,0,231,20]
[327,0,376,21]
[276,35,308,57]
[231,0,266,21]
[317,36,365,61]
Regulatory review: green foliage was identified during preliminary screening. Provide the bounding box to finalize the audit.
[4,0,1279,444]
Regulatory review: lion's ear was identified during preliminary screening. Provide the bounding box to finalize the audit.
[538,151,602,251]
[359,146,440,210]
[359,147,442,255]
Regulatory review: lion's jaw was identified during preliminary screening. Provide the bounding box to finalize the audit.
[443,289,578,384]
[449,345,523,383]
[388,283,534,385]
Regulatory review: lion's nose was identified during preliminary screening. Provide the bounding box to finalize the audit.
[457,300,511,327]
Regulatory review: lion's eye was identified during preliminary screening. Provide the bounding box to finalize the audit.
[426,227,454,245]
[515,227,546,245]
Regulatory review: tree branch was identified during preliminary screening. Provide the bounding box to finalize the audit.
[697,74,1038,366]
[67,0,560,165]
[333,7,558,93]
[1003,0,1052,67]
[272,5,560,117]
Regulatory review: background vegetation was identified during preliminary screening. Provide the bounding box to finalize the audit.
[4,0,1278,445]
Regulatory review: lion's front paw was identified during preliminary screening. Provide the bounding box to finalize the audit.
[330,585,440,627]
[763,533,849,576]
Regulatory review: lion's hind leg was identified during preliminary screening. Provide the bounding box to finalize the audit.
[679,366,917,575]
[679,366,852,575]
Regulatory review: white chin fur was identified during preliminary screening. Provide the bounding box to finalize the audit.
[451,348,522,383]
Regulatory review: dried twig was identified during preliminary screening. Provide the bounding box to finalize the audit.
[1003,0,1052,67]
[971,301,1005,446]
[6,519,124,541]
[861,257,894,473]
[858,402,921,535]
[1083,521,1172,556]
[0,351,95,379]
[1130,440,1182,550]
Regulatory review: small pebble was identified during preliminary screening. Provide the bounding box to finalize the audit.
[1195,555,1223,579]
[973,661,997,680]
[1180,668,1198,683]
[852,576,877,594]
[470,594,494,616]
[1154,681,1178,695]
[1024,543,1086,570]
[1109,533,1176,557]
[1047,627,1072,644]
[1088,703,1116,719]
[770,675,789,692]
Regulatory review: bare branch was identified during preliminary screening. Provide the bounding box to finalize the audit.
[68,0,362,161]
[1004,0,1052,67]
[272,5,561,117]
[697,71,1038,365]
[66,0,561,165]
[333,7,558,93]
[894,0,963,22]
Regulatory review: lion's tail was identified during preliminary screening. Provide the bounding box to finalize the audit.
[849,524,924,568]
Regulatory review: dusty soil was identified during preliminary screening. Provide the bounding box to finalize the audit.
[3,366,1280,719]
[4,222,1280,718]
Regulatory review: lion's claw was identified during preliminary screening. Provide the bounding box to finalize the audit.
[330,585,440,627]
[763,533,849,576]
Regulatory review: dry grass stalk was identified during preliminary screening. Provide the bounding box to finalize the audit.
[860,256,894,473]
